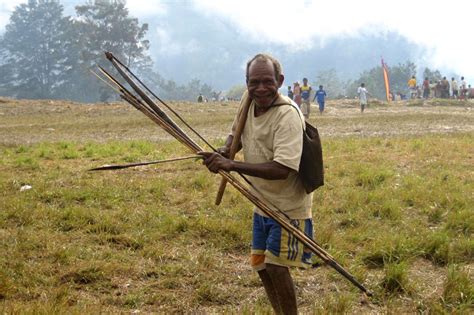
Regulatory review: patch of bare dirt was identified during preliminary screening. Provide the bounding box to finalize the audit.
[0,98,473,145]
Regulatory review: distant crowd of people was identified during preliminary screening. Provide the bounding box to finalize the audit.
[196,74,472,117]
[197,93,241,103]
[287,78,327,118]
[405,75,472,100]
[288,79,371,115]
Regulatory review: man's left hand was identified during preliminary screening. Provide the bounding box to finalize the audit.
[197,151,233,173]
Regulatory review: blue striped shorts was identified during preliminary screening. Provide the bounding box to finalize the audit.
[250,212,313,270]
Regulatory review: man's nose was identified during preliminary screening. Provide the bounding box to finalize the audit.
[256,82,266,90]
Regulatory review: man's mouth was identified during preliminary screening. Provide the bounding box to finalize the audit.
[253,93,277,108]
[254,93,274,100]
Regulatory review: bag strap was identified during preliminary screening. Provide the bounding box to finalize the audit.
[272,101,306,131]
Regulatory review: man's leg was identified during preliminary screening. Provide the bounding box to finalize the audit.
[252,215,310,315]
[265,263,298,315]
[258,268,283,314]
[301,102,309,120]
[253,214,285,313]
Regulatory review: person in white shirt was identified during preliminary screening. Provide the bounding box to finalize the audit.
[357,83,370,113]
[451,78,459,99]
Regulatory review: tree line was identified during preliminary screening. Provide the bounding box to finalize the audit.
[0,0,218,102]
[308,63,447,100]
[0,1,450,102]
[344,63,449,100]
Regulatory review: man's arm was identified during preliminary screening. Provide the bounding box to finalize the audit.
[198,151,291,180]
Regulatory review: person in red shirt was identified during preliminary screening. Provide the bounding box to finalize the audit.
[422,77,430,99]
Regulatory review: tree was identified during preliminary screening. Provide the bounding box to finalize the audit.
[157,78,218,101]
[347,61,417,99]
[72,0,152,101]
[0,0,73,99]
[423,67,442,82]
[225,84,246,100]
[313,69,346,98]
[347,66,385,99]
[388,61,417,96]
[182,79,213,100]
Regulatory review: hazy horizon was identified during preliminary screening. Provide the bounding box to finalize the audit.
[1,0,473,91]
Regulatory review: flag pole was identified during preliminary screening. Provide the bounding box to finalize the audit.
[381,57,391,102]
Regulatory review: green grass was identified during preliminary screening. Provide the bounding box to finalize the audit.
[380,262,412,295]
[441,265,473,311]
[0,100,473,313]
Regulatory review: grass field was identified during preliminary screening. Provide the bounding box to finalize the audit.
[0,97,473,314]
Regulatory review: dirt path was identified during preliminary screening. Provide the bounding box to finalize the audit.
[0,98,473,145]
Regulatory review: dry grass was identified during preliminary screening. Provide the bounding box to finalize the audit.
[1,97,473,145]
[0,97,473,313]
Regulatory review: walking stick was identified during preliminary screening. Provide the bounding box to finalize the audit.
[214,95,252,205]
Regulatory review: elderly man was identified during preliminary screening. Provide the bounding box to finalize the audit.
[198,53,313,314]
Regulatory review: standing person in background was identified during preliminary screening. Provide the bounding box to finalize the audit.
[407,75,417,99]
[429,80,436,98]
[451,77,459,99]
[422,77,430,99]
[313,85,327,114]
[460,76,467,100]
[293,82,302,108]
[357,83,370,113]
[300,78,312,120]
[287,85,294,100]
[441,77,450,98]
[435,80,442,98]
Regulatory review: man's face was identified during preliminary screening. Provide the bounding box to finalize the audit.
[247,60,283,108]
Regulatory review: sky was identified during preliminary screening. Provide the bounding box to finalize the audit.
[1,0,473,83]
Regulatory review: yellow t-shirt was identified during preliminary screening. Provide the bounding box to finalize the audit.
[231,92,313,219]
[408,78,417,88]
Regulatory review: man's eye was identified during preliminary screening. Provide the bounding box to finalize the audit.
[249,80,273,86]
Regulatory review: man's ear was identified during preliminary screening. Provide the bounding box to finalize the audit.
[277,74,285,88]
